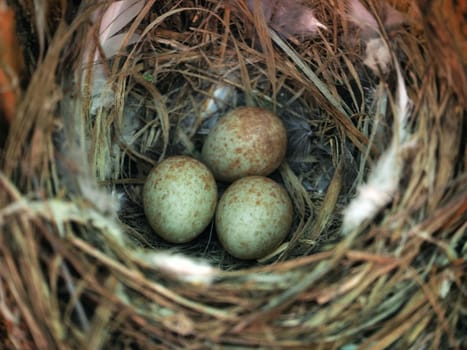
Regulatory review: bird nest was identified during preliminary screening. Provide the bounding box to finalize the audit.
[0,0,465,349]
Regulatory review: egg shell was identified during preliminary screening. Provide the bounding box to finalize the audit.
[215,176,293,260]
[143,156,217,243]
[201,106,287,182]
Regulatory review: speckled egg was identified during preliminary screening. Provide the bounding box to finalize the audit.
[143,156,217,243]
[201,106,287,182]
[215,176,293,260]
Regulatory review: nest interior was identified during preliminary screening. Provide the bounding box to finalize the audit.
[0,0,466,349]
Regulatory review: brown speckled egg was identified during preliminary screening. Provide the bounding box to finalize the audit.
[143,156,217,243]
[201,107,287,182]
[215,176,293,260]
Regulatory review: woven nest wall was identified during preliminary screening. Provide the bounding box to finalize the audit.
[0,0,466,349]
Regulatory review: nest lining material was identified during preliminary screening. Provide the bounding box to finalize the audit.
[0,0,466,349]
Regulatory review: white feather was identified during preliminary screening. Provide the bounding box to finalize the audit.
[82,0,145,113]
[99,0,145,44]
[342,59,411,235]
[363,37,392,74]
[136,252,218,286]
[346,0,404,75]
[96,0,145,61]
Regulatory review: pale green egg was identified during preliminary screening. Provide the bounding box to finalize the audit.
[215,176,293,260]
[143,156,217,243]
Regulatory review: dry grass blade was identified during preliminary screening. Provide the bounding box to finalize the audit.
[269,29,372,155]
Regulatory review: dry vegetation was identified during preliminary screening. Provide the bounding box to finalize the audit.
[0,0,465,349]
